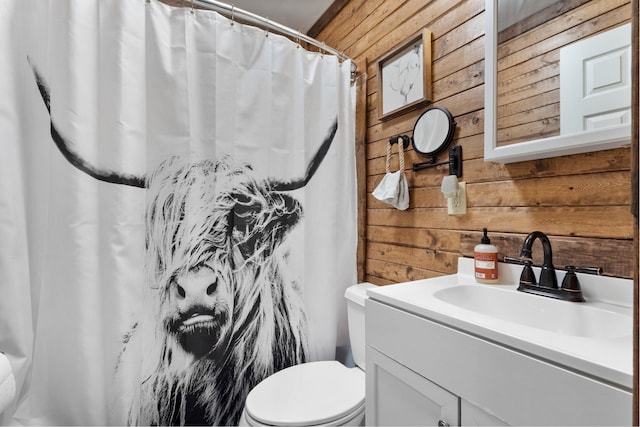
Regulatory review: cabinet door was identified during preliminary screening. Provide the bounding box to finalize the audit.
[366,347,459,426]
[461,399,509,426]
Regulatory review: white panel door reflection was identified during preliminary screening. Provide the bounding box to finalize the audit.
[560,23,631,133]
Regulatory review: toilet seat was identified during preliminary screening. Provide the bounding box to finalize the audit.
[242,404,364,427]
[243,361,365,426]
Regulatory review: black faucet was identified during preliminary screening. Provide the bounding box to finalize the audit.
[520,231,557,289]
[508,231,587,302]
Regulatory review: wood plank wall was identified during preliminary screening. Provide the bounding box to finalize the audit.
[497,0,631,147]
[315,0,635,283]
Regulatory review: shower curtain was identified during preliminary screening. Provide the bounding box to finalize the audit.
[0,0,356,425]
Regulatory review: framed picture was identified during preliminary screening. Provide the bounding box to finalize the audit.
[376,29,432,120]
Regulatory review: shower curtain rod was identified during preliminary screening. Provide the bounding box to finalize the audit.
[190,0,353,65]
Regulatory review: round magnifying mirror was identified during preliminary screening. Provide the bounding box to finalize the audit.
[412,107,456,157]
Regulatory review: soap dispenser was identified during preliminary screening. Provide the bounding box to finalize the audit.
[474,228,499,284]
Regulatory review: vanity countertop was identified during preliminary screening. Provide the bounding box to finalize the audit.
[366,257,632,390]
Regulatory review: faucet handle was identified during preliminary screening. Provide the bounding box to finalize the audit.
[519,260,537,287]
[572,266,603,276]
[506,256,539,290]
[504,256,529,265]
[561,266,586,302]
[561,266,580,290]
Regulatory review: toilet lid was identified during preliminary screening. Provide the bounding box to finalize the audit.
[244,361,365,426]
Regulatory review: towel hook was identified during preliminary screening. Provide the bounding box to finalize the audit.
[389,135,410,149]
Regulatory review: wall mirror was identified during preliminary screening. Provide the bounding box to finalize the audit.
[411,107,461,173]
[484,0,632,163]
[412,107,456,157]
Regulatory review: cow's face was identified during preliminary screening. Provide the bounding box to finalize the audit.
[163,262,234,358]
[147,157,303,359]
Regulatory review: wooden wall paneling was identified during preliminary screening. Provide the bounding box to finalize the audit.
[353,0,465,65]
[367,225,461,250]
[370,147,631,192]
[360,0,483,87]
[463,148,631,182]
[368,205,633,238]
[366,84,485,147]
[355,72,368,283]
[460,232,633,279]
[631,0,639,422]
[366,227,461,283]
[370,170,631,219]
[367,241,459,274]
[434,60,485,102]
[404,173,628,211]
[315,0,634,286]
[309,0,371,44]
[453,129,485,159]
[634,0,640,220]
[432,36,486,82]
[366,258,443,284]
[363,272,396,286]
[307,0,351,38]
[635,215,639,422]
[465,172,631,207]
[319,0,409,56]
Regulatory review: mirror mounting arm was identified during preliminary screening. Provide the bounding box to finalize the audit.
[412,145,462,177]
[412,156,437,171]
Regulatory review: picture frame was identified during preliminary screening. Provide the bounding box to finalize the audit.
[376,28,432,121]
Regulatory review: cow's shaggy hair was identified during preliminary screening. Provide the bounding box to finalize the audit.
[118,155,308,426]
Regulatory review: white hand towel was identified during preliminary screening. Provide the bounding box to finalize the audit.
[0,353,16,414]
[373,138,410,211]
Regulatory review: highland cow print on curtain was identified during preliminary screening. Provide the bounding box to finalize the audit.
[0,0,356,425]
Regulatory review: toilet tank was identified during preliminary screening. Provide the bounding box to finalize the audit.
[344,282,376,370]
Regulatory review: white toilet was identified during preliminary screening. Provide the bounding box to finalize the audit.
[239,282,375,426]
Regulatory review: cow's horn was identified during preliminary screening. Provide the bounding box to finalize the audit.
[269,119,338,192]
[30,58,147,188]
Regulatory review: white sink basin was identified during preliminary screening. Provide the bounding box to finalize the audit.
[366,258,633,389]
[433,285,630,340]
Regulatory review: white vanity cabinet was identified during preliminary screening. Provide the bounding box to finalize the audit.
[365,298,631,426]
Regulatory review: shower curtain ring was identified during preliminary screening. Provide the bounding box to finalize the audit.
[230,4,235,26]
[190,0,195,14]
[265,17,270,37]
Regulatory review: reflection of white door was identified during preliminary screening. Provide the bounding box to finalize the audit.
[560,23,631,134]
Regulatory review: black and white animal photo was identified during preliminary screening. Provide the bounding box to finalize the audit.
[30,61,338,426]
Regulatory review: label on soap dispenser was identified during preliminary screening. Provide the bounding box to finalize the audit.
[474,251,498,280]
